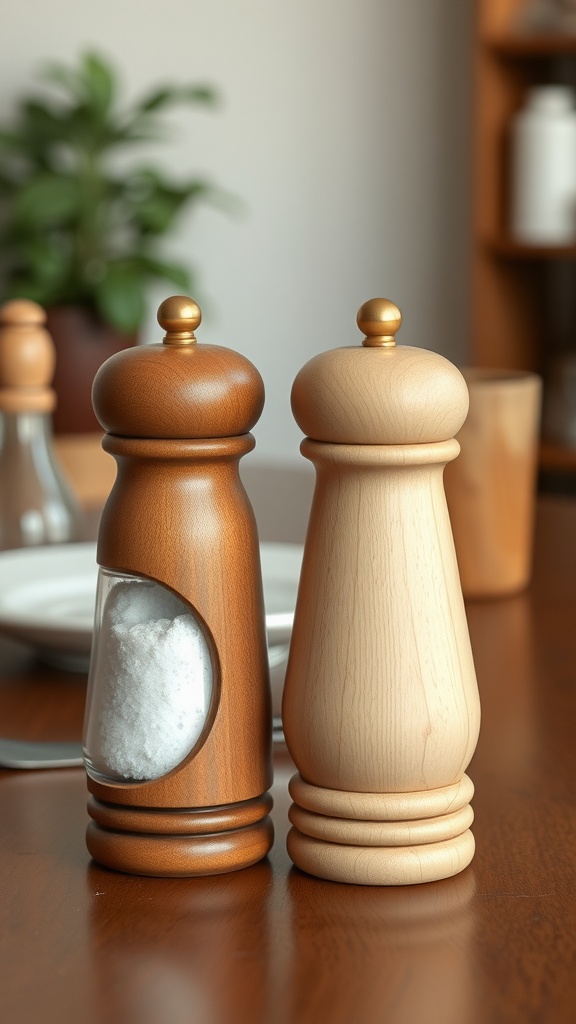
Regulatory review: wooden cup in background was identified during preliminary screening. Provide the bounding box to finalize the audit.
[444,369,542,598]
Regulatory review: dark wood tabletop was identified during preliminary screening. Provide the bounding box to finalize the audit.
[1,496,576,1024]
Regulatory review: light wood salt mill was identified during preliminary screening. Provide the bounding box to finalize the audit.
[282,298,481,885]
[83,296,273,876]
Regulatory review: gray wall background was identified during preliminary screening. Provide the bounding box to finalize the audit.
[0,0,474,464]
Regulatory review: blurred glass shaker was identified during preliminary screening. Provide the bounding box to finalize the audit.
[0,299,82,550]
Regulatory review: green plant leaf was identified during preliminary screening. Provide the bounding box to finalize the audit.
[3,278,52,304]
[136,256,191,290]
[19,236,72,288]
[0,169,16,193]
[41,60,83,99]
[94,263,146,332]
[0,49,236,329]
[81,53,116,118]
[42,51,116,118]
[0,129,28,152]
[137,84,218,113]
[117,171,222,235]
[14,174,80,227]
[20,101,73,149]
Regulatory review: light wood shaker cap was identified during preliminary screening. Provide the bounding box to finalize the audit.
[291,299,469,445]
[92,295,264,439]
[0,299,56,413]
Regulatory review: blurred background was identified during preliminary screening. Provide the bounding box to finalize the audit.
[0,0,474,466]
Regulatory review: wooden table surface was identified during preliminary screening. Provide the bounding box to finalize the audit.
[1,496,576,1024]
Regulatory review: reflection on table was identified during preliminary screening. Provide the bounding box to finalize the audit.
[1,496,576,1023]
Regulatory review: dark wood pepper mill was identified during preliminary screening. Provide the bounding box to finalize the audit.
[83,295,273,876]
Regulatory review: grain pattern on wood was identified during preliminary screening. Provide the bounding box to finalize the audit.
[83,297,272,876]
[283,300,480,885]
[2,498,576,1022]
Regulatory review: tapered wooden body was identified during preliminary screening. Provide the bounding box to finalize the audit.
[83,297,273,876]
[282,299,481,885]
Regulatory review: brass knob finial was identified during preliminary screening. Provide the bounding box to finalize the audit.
[157,295,202,346]
[357,298,402,348]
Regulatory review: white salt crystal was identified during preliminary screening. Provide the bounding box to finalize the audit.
[93,579,212,780]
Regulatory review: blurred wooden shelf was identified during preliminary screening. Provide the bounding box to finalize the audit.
[540,440,576,473]
[485,34,576,57]
[471,0,576,421]
[488,236,576,259]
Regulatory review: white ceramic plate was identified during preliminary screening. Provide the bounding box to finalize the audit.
[0,542,303,670]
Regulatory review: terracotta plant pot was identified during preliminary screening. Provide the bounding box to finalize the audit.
[46,306,137,434]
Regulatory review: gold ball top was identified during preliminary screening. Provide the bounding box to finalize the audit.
[292,296,468,444]
[0,298,46,326]
[157,295,202,345]
[357,298,402,347]
[95,294,264,438]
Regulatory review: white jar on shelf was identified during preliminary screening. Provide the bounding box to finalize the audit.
[510,85,576,244]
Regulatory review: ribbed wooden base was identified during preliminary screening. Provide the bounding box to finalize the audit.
[287,773,475,885]
[86,793,274,876]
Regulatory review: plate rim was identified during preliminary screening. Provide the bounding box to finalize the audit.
[0,540,302,652]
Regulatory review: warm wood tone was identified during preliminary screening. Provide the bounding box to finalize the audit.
[444,368,542,596]
[85,798,274,877]
[0,299,56,413]
[290,347,468,445]
[471,1,576,472]
[46,305,137,435]
[94,342,264,439]
[54,433,116,508]
[84,297,272,876]
[92,294,264,441]
[51,440,316,540]
[2,496,576,1022]
[472,0,549,372]
[282,301,480,885]
[540,436,576,468]
[489,236,576,258]
[491,33,576,55]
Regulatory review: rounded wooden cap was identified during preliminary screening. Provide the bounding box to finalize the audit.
[0,299,57,413]
[92,296,265,438]
[291,299,469,444]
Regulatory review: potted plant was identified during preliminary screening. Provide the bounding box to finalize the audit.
[0,51,227,432]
